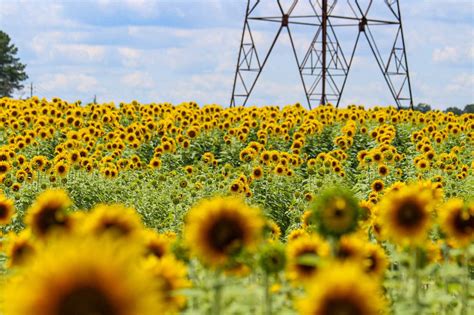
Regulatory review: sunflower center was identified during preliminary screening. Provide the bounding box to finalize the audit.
[336,245,355,260]
[334,208,344,218]
[321,297,363,315]
[57,285,117,315]
[100,221,132,236]
[36,207,66,235]
[396,201,425,229]
[366,254,377,272]
[12,243,33,265]
[148,244,165,258]
[209,218,244,253]
[0,204,8,219]
[453,212,474,235]
[296,249,318,274]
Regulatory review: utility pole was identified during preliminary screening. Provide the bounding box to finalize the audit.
[230,0,414,109]
[30,82,33,98]
[320,0,327,105]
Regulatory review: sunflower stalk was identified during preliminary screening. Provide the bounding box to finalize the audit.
[263,271,272,315]
[411,247,422,312]
[460,248,470,315]
[212,272,223,315]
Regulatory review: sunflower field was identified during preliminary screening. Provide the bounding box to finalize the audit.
[0,97,472,315]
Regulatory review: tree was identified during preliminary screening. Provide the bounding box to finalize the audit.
[445,107,463,115]
[463,104,474,114]
[414,103,431,113]
[0,30,28,97]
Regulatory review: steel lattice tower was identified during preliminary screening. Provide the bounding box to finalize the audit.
[230,0,414,109]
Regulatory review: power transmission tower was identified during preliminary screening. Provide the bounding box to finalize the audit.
[230,0,414,109]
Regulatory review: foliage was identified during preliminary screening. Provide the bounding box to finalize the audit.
[0,31,28,97]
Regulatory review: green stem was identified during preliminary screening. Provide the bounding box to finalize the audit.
[263,272,272,315]
[460,248,470,315]
[212,273,223,315]
[412,247,421,313]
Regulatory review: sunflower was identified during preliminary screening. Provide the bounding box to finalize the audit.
[143,255,191,314]
[251,165,263,180]
[184,196,263,267]
[377,184,434,246]
[298,263,387,315]
[286,234,330,283]
[371,179,384,193]
[310,186,360,238]
[362,243,388,279]
[141,229,172,259]
[149,157,162,169]
[4,236,160,315]
[264,219,281,241]
[0,161,11,175]
[439,198,474,247]
[258,241,286,274]
[25,189,72,238]
[0,194,15,225]
[54,161,69,177]
[5,230,36,268]
[301,210,314,229]
[378,164,389,177]
[287,228,308,242]
[335,235,366,262]
[82,204,144,239]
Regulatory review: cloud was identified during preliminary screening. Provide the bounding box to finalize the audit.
[117,47,143,67]
[120,71,155,89]
[433,45,473,64]
[446,73,474,93]
[39,73,100,94]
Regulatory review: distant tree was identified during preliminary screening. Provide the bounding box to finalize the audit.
[0,30,28,97]
[414,103,431,113]
[445,107,463,115]
[463,104,474,114]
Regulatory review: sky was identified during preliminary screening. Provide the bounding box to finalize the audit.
[0,0,473,109]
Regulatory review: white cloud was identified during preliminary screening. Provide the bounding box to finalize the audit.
[39,73,99,94]
[121,71,155,89]
[55,44,106,62]
[446,73,474,93]
[432,45,473,64]
[118,47,143,67]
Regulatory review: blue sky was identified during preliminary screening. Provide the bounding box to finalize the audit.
[0,0,473,109]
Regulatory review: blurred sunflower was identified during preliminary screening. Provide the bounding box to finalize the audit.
[25,189,72,238]
[5,230,35,268]
[298,263,386,315]
[82,204,144,239]
[258,241,286,274]
[310,186,360,238]
[363,243,388,279]
[141,229,172,259]
[143,255,191,314]
[0,194,15,225]
[4,236,160,315]
[377,184,434,246]
[286,234,330,283]
[184,196,263,267]
[439,198,474,248]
